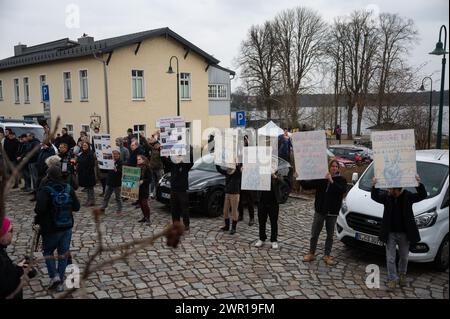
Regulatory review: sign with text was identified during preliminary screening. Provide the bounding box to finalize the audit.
[292,131,328,180]
[371,129,417,188]
[158,116,187,157]
[214,129,238,169]
[92,134,114,170]
[121,166,141,200]
[241,146,274,191]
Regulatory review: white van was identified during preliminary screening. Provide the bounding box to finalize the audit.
[1,119,45,142]
[337,150,449,271]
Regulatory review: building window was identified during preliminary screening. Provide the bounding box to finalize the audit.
[39,75,46,102]
[0,80,3,101]
[80,70,89,101]
[81,124,91,139]
[63,72,72,101]
[65,124,74,137]
[180,73,191,100]
[132,70,145,100]
[208,84,228,99]
[23,77,30,103]
[14,79,20,103]
[133,124,146,143]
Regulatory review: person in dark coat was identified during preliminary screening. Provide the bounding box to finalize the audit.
[216,163,242,235]
[55,128,76,150]
[238,135,255,226]
[254,171,283,249]
[371,175,427,291]
[76,142,96,206]
[34,166,80,292]
[30,142,56,201]
[126,128,134,152]
[0,217,30,299]
[127,140,146,167]
[300,160,347,265]
[136,155,151,224]
[101,150,123,213]
[58,143,77,190]
[3,131,20,188]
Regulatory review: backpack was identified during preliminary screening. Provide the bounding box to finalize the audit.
[45,183,74,229]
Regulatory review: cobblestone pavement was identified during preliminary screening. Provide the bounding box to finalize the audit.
[5,187,449,299]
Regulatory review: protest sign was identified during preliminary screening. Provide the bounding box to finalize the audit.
[92,134,114,170]
[241,146,274,191]
[121,166,141,200]
[158,117,187,157]
[292,131,328,180]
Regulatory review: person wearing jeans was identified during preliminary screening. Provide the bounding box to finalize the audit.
[42,229,72,287]
[371,175,427,291]
[300,160,347,265]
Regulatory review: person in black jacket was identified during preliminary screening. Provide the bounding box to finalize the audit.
[3,131,20,188]
[0,217,30,299]
[31,142,56,201]
[101,150,123,213]
[168,151,194,231]
[128,140,146,167]
[34,166,80,292]
[254,171,282,249]
[137,155,151,224]
[216,163,242,235]
[55,128,76,150]
[76,142,96,206]
[300,160,347,265]
[371,175,427,291]
[58,143,77,190]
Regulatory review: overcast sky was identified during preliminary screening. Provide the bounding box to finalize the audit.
[0,0,448,91]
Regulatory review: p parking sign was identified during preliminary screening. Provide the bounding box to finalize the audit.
[236,111,246,127]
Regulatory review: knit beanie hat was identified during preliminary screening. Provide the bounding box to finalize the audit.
[1,217,11,238]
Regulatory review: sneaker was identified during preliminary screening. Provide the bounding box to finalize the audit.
[303,253,316,262]
[399,273,407,287]
[248,219,255,226]
[271,242,279,249]
[48,276,61,290]
[323,255,334,266]
[255,240,265,248]
[386,280,397,292]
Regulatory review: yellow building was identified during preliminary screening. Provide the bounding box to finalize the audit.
[0,28,234,140]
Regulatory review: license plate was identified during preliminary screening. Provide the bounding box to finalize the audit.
[355,232,384,246]
[161,193,171,199]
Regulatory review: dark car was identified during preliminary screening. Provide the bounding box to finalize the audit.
[156,154,292,217]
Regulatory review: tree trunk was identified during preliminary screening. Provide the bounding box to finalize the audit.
[356,105,364,136]
[347,105,354,140]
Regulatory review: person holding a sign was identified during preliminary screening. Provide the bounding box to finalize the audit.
[137,155,152,224]
[101,150,123,214]
[300,160,347,265]
[371,175,427,291]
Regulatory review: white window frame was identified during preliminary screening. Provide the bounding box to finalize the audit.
[180,72,192,100]
[208,84,228,100]
[79,69,89,101]
[0,79,3,101]
[63,71,72,101]
[133,124,147,143]
[39,74,47,102]
[23,77,30,103]
[13,78,20,104]
[81,124,91,140]
[65,123,74,137]
[131,70,145,101]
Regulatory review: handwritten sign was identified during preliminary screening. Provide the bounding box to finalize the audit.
[371,129,417,188]
[158,117,187,157]
[241,146,275,191]
[121,166,141,200]
[292,131,328,180]
[93,134,114,170]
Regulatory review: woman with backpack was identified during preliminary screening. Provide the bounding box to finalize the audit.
[137,154,151,225]
[76,142,96,207]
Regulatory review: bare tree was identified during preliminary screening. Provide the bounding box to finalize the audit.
[273,6,327,128]
[374,13,419,125]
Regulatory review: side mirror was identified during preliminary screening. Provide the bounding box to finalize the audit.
[352,172,359,185]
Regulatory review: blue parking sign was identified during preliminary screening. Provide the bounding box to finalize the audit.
[236,111,246,127]
[42,85,49,102]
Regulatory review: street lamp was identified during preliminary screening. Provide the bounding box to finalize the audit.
[167,56,180,117]
[418,77,433,149]
[429,25,448,149]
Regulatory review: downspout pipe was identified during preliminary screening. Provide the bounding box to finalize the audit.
[93,51,110,134]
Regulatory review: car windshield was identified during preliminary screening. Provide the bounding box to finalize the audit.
[359,161,449,198]
[6,126,44,142]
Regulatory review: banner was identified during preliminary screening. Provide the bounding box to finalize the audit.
[292,131,328,180]
[121,166,141,200]
[92,134,114,170]
[241,146,275,191]
[158,117,187,157]
[371,129,417,188]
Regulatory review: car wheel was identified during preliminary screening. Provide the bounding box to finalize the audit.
[205,189,224,218]
[434,234,449,272]
[279,181,291,204]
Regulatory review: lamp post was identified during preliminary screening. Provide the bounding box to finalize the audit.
[418,77,433,149]
[167,56,180,117]
[429,25,448,149]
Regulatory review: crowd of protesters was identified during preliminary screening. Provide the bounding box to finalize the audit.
[0,123,428,298]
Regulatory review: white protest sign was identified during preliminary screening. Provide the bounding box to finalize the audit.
[92,134,114,170]
[371,129,417,188]
[241,146,274,191]
[292,131,328,180]
[158,116,186,157]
